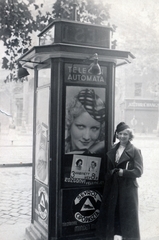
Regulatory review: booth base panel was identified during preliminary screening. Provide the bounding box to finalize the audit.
[61,237,99,240]
[25,224,46,240]
[25,224,100,240]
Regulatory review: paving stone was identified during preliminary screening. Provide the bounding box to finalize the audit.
[0,218,8,224]
[11,204,20,209]
[18,210,29,215]
[1,215,11,219]
[5,220,17,225]
[18,215,31,220]
[1,210,11,215]
[10,212,20,217]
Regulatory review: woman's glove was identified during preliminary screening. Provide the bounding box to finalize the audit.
[118,168,123,176]
[111,168,119,175]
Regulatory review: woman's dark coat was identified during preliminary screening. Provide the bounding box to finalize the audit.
[96,141,143,240]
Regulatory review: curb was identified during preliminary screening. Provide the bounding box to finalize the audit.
[0,145,32,147]
[0,163,32,168]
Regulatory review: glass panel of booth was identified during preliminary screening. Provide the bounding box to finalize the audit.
[63,86,106,187]
[32,67,50,235]
[39,25,55,46]
[35,86,50,185]
[38,68,51,87]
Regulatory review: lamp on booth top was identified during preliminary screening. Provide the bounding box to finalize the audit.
[17,63,30,79]
[88,53,102,75]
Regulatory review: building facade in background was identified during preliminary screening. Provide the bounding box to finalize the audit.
[1,68,159,135]
[0,72,33,134]
[115,70,159,134]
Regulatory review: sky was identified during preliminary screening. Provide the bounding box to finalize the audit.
[1,0,159,70]
[107,0,159,48]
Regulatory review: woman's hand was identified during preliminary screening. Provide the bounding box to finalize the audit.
[111,168,119,175]
[118,168,123,176]
[110,168,123,176]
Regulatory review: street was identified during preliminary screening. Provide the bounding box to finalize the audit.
[0,134,159,239]
[134,136,159,240]
[0,133,32,240]
[0,167,32,240]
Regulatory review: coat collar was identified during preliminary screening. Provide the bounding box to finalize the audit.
[107,141,134,165]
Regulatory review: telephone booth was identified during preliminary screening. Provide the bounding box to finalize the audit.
[18,19,134,240]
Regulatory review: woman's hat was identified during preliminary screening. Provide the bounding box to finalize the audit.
[113,122,130,142]
[116,122,130,133]
[77,89,105,123]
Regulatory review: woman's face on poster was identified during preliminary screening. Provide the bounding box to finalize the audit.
[70,111,101,150]
[91,161,96,169]
[76,160,83,166]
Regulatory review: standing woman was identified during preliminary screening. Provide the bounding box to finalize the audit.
[96,122,143,240]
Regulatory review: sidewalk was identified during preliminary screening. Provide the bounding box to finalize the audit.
[0,133,32,166]
[0,163,159,240]
[0,167,32,240]
[0,133,32,239]
[134,138,159,240]
[0,134,159,239]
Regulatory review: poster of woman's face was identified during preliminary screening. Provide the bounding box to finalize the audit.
[65,87,105,154]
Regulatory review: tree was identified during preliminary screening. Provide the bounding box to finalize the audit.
[53,0,111,24]
[113,3,159,92]
[0,0,36,70]
[0,0,116,82]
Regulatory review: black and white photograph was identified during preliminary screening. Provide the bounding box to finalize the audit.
[0,0,159,240]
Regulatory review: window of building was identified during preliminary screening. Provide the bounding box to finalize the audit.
[134,82,142,97]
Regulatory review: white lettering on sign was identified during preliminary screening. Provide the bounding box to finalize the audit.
[75,190,101,203]
[64,177,99,185]
[128,102,159,108]
[74,224,90,232]
[74,210,100,223]
[62,221,77,227]
[66,64,106,83]
[68,66,88,74]
[67,74,104,82]
[73,190,102,224]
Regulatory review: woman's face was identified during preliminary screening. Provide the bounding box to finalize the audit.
[77,160,82,166]
[91,162,96,169]
[70,112,101,150]
[117,129,130,145]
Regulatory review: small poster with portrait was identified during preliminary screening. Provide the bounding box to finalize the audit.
[65,87,105,155]
[70,155,101,181]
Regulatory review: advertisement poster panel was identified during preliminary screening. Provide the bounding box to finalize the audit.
[65,86,105,154]
[62,188,103,236]
[34,180,49,237]
[63,86,106,187]
[61,64,107,237]
[35,87,50,185]
[70,155,101,181]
